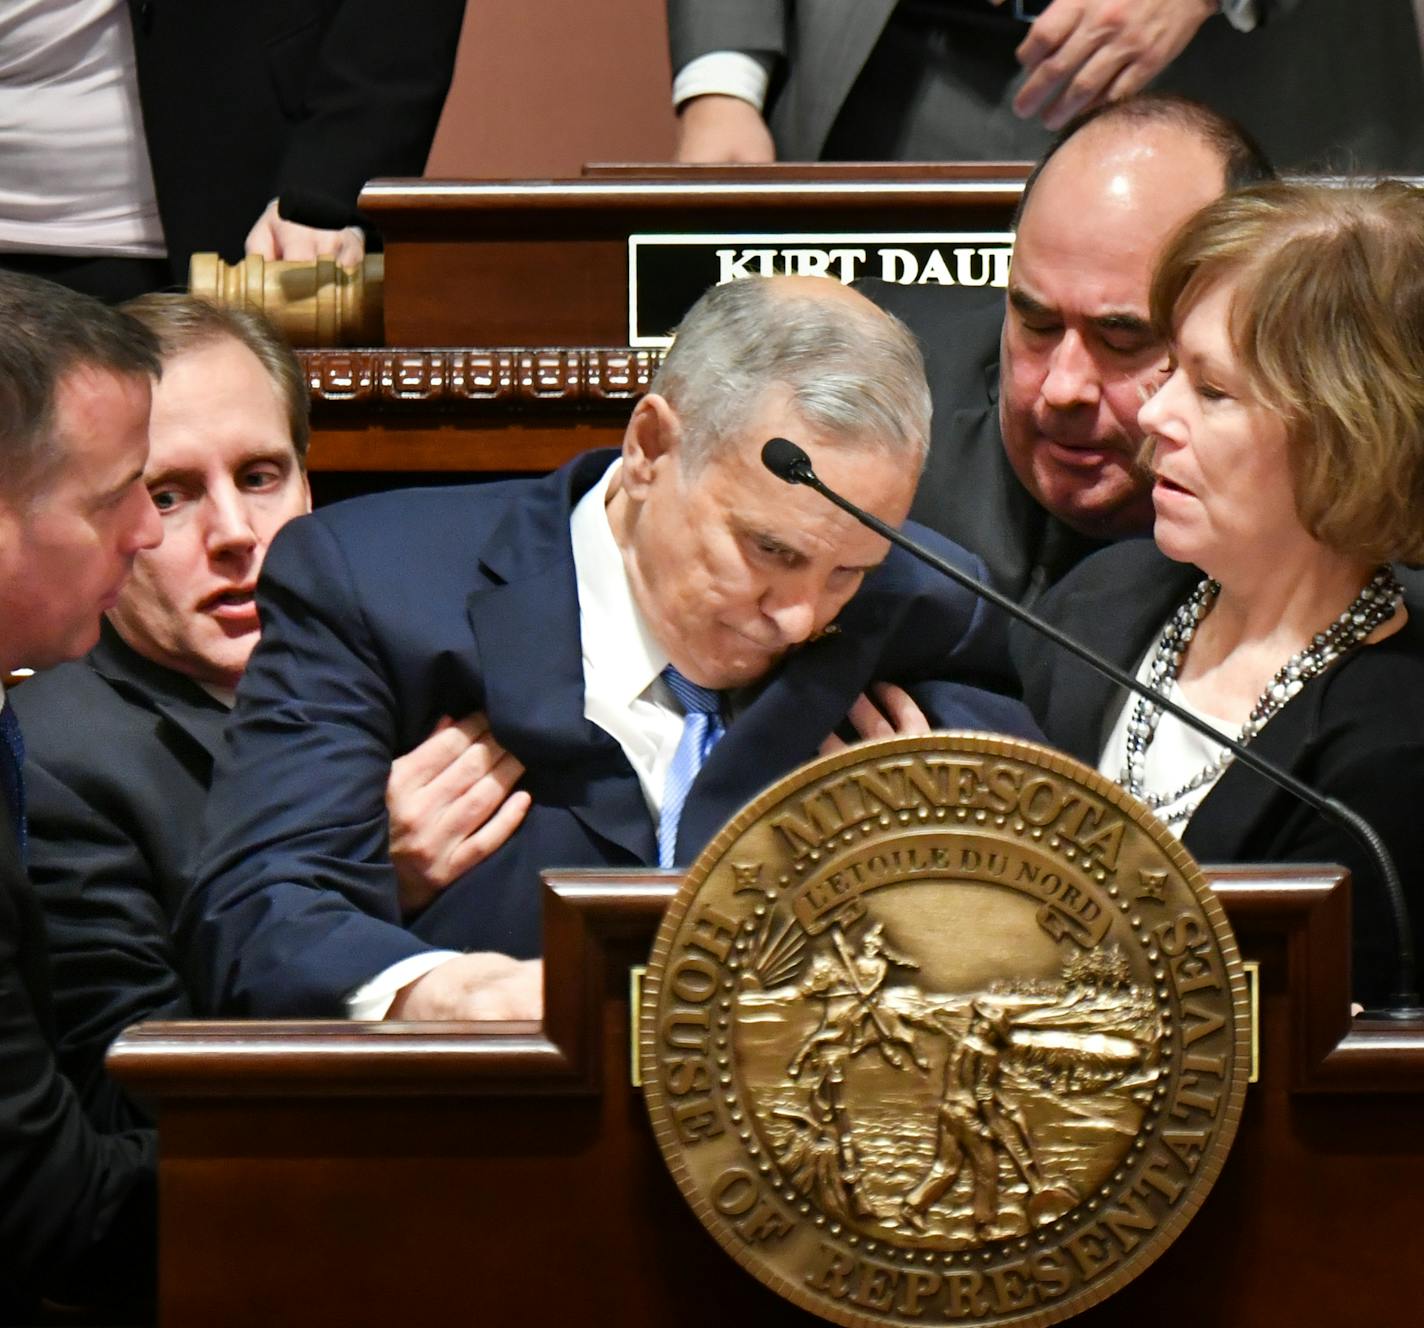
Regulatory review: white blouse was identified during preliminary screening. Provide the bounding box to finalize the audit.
[0,0,163,257]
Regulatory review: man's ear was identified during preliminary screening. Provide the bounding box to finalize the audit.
[621,393,681,498]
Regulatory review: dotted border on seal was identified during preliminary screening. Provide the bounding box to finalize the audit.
[639,733,1252,1328]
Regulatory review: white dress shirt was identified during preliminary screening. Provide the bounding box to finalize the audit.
[571,458,692,817]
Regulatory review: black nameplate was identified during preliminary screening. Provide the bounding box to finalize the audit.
[628,232,1014,345]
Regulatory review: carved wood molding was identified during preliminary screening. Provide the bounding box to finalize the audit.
[299,347,666,410]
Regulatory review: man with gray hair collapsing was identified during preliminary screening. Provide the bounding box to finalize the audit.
[182,274,1039,1024]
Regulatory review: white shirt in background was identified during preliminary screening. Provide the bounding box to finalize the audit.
[0,0,163,257]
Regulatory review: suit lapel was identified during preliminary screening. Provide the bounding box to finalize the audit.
[465,453,655,864]
[1045,570,1167,761]
[89,623,231,764]
[800,0,900,156]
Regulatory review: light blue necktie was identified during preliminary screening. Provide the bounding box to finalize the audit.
[658,665,725,869]
[0,703,26,863]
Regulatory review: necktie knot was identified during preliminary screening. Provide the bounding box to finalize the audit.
[661,665,722,718]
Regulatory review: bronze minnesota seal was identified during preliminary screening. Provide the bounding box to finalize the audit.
[641,734,1249,1327]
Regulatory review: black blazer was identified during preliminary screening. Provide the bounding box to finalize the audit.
[0,805,155,1319]
[182,450,1041,1017]
[127,0,466,280]
[12,624,228,1131]
[864,283,1109,604]
[1012,540,1424,1007]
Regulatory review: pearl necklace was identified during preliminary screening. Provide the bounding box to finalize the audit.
[1121,565,1403,825]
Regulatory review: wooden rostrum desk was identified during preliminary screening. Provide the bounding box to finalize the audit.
[110,867,1424,1327]
[213,165,1028,483]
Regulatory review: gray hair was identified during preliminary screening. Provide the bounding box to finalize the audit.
[650,277,931,472]
[0,270,161,501]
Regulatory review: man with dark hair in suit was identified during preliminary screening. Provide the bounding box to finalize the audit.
[183,274,1040,1024]
[0,269,163,1319]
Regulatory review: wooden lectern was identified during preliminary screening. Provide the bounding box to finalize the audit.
[110,866,1424,1326]
[191,166,1027,482]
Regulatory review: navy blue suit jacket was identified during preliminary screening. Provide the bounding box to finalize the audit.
[182,451,1038,1016]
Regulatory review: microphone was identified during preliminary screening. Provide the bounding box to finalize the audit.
[762,436,817,486]
[762,436,1423,1019]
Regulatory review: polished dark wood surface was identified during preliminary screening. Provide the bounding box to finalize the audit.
[299,345,659,474]
[364,176,1020,346]
[291,169,1023,476]
[112,867,1424,1326]
[582,162,1035,182]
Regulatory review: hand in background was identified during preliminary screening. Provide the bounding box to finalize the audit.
[1014,0,1217,130]
[674,94,777,163]
[244,198,366,265]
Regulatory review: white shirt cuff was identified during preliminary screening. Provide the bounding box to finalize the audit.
[672,51,770,112]
[346,950,463,1021]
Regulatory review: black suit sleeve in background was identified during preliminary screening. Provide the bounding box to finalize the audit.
[131,0,467,277]
[270,0,469,228]
[0,833,155,1319]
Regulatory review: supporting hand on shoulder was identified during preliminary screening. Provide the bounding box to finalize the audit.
[821,682,932,755]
